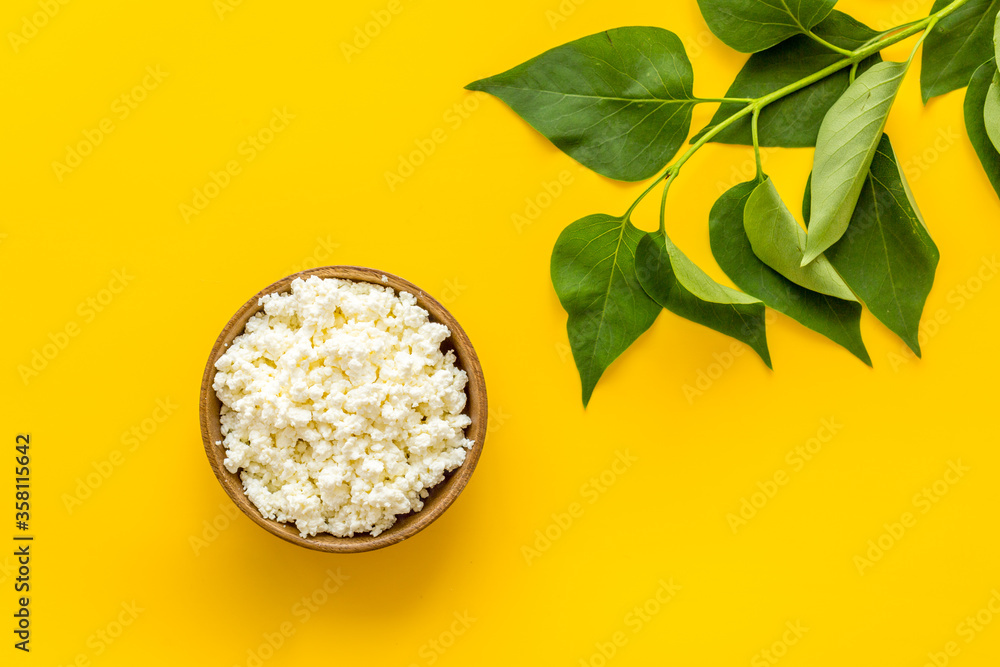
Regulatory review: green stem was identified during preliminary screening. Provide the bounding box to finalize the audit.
[752,107,762,178]
[861,19,924,50]
[806,30,853,56]
[658,174,673,234]
[695,97,754,104]
[626,0,972,223]
[624,173,669,221]
[908,17,939,61]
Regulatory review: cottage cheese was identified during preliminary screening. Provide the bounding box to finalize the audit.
[212,276,473,537]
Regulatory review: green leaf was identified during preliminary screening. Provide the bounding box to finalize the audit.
[920,0,1000,103]
[985,71,1000,151]
[696,0,838,54]
[466,27,696,182]
[804,60,908,265]
[710,181,870,364]
[745,177,856,301]
[551,214,662,406]
[965,60,1000,198]
[806,135,939,356]
[693,11,881,147]
[635,232,771,367]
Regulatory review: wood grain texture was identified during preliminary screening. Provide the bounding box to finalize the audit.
[199,266,488,553]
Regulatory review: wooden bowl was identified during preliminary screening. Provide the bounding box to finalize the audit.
[199,266,487,553]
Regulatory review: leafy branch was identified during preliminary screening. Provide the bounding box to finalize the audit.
[630,1,965,227]
[467,0,1000,406]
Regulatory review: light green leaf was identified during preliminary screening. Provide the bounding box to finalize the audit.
[965,60,1000,198]
[466,27,696,182]
[804,60,908,265]
[805,135,939,355]
[551,214,662,407]
[985,71,1000,152]
[745,177,855,300]
[635,232,771,367]
[920,0,1000,103]
[696,0,838,54]
[710,181,869,364]
[693,11,881,147]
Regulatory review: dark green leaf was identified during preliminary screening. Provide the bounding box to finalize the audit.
[710,181,870,364]
[807,135,939,356]
[920,0,1000,103]
[551,214,662,406]
[466,27,696,182]
[805,60,907,265]
[745,177,855,300]
[635,232,771,367]
[693,11,881,147]
[965,60,1000,198]
[696,0,838,53]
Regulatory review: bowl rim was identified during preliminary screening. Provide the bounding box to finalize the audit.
[198,265,487,553]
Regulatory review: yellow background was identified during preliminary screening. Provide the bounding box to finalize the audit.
[3,0,999,665]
